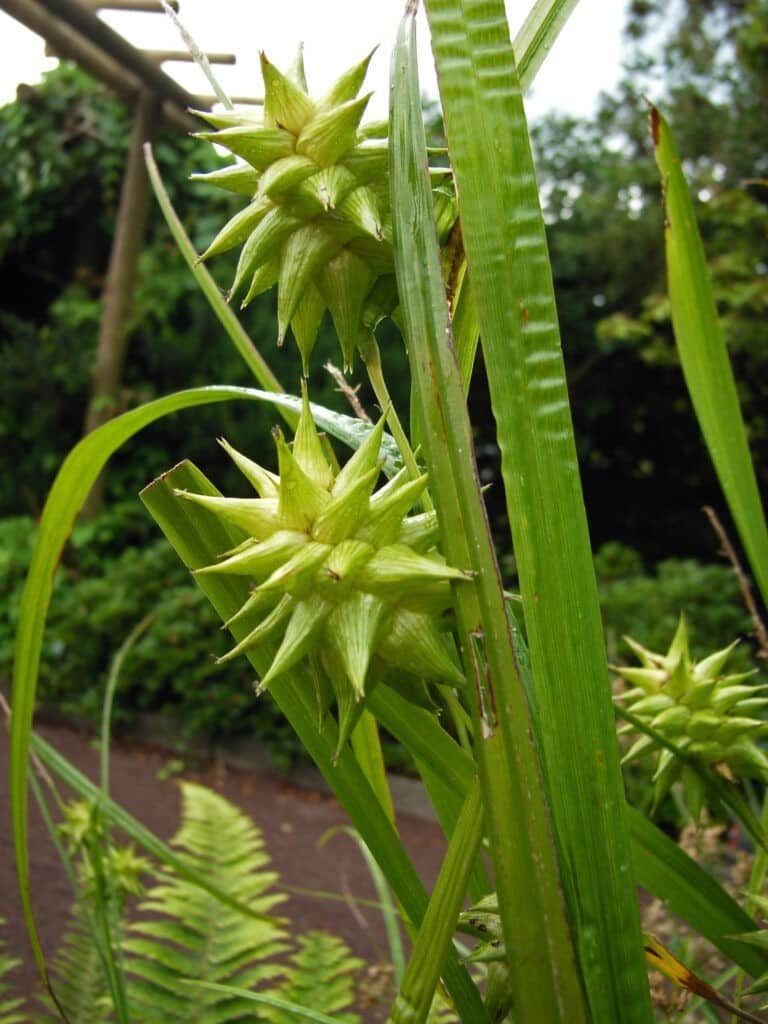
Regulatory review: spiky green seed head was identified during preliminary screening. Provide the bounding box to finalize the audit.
[175,388,469,754]
[614,615,768,817]
[192,49,457,371]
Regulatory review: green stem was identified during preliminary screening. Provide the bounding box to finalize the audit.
[360,333,432,509]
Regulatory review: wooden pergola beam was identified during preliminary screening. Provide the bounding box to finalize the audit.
[43,0,201,113]
[1,0,198,130]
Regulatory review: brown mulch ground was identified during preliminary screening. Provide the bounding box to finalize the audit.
[0,720,446,1021]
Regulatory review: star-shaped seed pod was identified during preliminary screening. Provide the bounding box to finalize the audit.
[174,388,470,754]
[614,615,768,818]
[191,49,457,371]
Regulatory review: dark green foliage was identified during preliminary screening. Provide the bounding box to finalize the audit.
[595,542,757,672]
[0,512,302,766]
[0,63,348,517]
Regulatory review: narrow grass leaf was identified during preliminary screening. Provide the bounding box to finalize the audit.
[424,2,653,1018]
[144,145,287,405]
[181,981,343,1023]
[514,0,580,91]
[650,106,768,607]
[389,778,484,1024]
[629,807,768,979]
[390,9,586,1020]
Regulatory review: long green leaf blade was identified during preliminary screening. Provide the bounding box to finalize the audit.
[9,383,396,985]
[650,106,768,607]
[424,1,653,1018]
[514,0,580,91]
[141,462,489,1022]
[390,9,586,1021]
[389,778,484,1024]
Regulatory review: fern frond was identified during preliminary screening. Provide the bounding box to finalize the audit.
[123,781,290,1022]
[33,904,113,1024]
[266,931,363,1024]
[0,919,26,1024]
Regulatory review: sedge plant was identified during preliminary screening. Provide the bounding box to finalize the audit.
[9,2,768,1022]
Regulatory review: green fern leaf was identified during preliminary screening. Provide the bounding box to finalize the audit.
[32,905,113,1024]
[122,781,291,1022]
[0,919,27,1024]
[266,931,362,1024]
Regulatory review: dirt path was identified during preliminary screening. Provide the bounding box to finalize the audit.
[1,721,447,1020]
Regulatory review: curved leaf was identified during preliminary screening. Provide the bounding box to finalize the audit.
[9,384,396,984]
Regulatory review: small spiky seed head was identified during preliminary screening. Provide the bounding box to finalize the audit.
[176,387,470,756]
[192,49,457,372]
[614,614,768,818]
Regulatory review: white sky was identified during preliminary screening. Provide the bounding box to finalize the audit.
[0,1,628,122]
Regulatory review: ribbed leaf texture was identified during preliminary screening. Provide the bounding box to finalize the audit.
[263,932,362,1023]
[33,905,112,1024]
[122,781,290,1022]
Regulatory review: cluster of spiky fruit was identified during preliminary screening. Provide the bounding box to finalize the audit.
[192,49,455,370]
[615,615,768,817]
[174,390,469,751]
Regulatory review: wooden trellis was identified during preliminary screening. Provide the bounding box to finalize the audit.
[1,0,258,514]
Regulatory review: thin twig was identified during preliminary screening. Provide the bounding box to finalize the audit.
[703,505,768,660]
[324,361,372,423]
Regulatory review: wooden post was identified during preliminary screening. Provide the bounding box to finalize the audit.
[80,91,160,519]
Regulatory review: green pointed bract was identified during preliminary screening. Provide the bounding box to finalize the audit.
[199,197,270,261]
[378,610,465,686]
[277,225,339,342]
[340,144,388,184]
[230,207,302,299]
[289,283,326,370]
[320,48,375,109]
[615,615,768,816]
[296,93,371,167]
[312,466,380,544]
[297,165,357,212]
[257,598,332,692]
[190,108,261,129]
[318,248,374,369]
[195,529,307,577]
[319,539,376,590]
[327,592,385,698]
[173,490,279,540]
[177,396,469,727]
[332,413,385,497]
[242,258,280,308]
[292,383,334,489]
[338,186,383,240]
[190,163,259,196]
[257,154,317,199]
[274,428,329,530]
[255,540,332,596]
[260,52,315,134]
[358,544,470,595]
[218,594,295,664]
[285,43,308,92]
[195,126,295,170]
[218,438,279,498]
[396,510,440,552]
[355,474,429,546]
